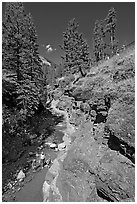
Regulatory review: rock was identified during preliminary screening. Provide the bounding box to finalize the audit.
[45,142,52,146]
[30,134,37,139]
[50,143,57,149]
[43,180,50,202]
[58,142,66,151]
[28,152,35,157]
[90,110,97,117]
[17,170,25,181]
[49,158,60,176]
[45,142,57,149]
[54,118,135,202]
[45,171,55,185]
[49,175,62,202]
[57,123,63,127]
[95,150,135,201]
[62,134,71,146]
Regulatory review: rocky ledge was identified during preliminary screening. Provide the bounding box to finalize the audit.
[42,94,135,202]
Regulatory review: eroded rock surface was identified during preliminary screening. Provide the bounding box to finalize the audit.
[43,50,135,202]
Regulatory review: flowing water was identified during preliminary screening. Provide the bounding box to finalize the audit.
[11,100,67,202]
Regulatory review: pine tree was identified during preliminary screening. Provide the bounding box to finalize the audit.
[2,2,45,117]
[105,7,118,56]
[61,18,90,77]
[93,20,106,62]
[2,3,25,81]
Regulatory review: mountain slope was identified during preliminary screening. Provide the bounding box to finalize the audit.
[43,43,135,202]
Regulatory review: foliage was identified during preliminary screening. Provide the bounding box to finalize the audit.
[105,7,118,56]
[93,20,106,62]
[71,46,135,146]
[61,18,91,77]
[93,7,118,62]
[2,2,45,117]
[2,2,47,167]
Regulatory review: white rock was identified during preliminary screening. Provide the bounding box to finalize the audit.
[50,143,57,148]
[57,123,63,127]
[45,142,52,145]
[43,180,50,202]
[17,170,25,181]
[49,158,60,175]
[58,142,66,151]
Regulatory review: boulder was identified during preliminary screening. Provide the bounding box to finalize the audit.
[58,142,66,151]
[49,158,60,176]
[17,170,25,181]
[55,125,135,202]
[50,143,57,149]
[95,150,135,201]
[43,180,50,202]
[45,142,57,149]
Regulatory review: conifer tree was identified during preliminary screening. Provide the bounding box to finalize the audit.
[105,7,118,55]
[61,18,90,77]
[2,2,45,117]
[93,20,106,62]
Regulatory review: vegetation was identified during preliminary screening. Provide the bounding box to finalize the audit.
[105,7,118,56]
[70,47,135,147]
[2,2,46,164]
[93,20,106,62]
[3,2,46,116]
[61,18,91,77]
[93,7,118,62]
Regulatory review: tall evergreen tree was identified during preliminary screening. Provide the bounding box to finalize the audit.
[61,18,90,77]
[93,20,106,62]
[105,7,118,56]
[2,2,45,117]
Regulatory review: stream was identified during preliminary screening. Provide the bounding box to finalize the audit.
[5,99,72,202]
[42,99,75,202]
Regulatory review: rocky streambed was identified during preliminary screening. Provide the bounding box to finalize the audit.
[3,94,134,202]
[42,99,76,201]
[43,96,135,202]
[2,102,67,202]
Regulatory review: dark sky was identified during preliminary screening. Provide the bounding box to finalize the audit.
[3,2,135,64]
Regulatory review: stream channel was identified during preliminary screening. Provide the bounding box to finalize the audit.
[4,99,73,202]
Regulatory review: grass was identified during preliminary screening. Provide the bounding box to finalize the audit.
[70,45,135,147]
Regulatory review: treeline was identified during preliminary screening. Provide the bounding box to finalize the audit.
[43,7,118,85]
[93,8,118,62]
[2,3,47,162]
[3,3,47,117]
[61,7,118,77]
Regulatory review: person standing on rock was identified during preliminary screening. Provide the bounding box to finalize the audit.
[40,152,45,169]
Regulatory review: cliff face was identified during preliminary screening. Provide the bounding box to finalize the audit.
[43,45,135,202]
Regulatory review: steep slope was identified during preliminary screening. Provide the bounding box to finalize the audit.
[43,44,135,202]
[69,44,135,162]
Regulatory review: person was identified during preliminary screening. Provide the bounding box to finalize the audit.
[40,152,45,169]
